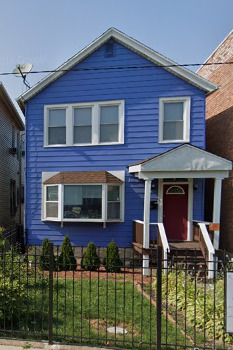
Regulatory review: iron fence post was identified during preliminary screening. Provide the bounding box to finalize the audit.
[48,242,54,345]
[157,246,162,350]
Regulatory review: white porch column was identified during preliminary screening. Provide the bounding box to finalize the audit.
[143,179,151,276]
[212,177,223,249]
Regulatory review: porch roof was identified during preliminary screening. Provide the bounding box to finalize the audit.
[128,144,232,179]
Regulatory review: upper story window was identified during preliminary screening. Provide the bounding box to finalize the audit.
[44,100,124,147]
[48,109,66,145]
[159,97,190,143]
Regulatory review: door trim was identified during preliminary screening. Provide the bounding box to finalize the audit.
[158,179,193,241]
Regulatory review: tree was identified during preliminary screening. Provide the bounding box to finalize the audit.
[81,242,100,271]
[57,235,77,271]
[39,237,55,271]
[103,241,122,272]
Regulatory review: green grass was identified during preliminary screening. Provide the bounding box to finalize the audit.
[14,274,191,349]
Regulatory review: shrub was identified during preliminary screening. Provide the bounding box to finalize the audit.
[39,238,55,271]
[81,242,100,271]
[103,241,122,272]
[57,235,77,271]
[0,246,28,325]
[152,270,233,344]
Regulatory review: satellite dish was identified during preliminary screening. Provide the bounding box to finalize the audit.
[13,63,33,77]
[13,63,33,89]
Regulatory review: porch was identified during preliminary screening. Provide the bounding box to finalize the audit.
[132,220,217,277]
[128,144,232,277]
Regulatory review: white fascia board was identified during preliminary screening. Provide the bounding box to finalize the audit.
[17,28,218,113]
[137,170,230,180]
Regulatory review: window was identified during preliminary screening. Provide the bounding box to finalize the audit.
[73,107,92,144]
[48,109,66,145]
[64,185,102,219]
[107,185,121,220]
[100,105,119,143]
[43,183,123,222]
[10,180,17,216]
[159,97,190,143]
[45,186,59,218]
[44,100,124,146]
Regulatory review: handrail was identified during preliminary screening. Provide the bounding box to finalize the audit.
[198,223,215,279]
[156,223,170,254]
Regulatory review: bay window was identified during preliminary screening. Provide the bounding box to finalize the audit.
[42,171,124,222]
[44,100,124,146]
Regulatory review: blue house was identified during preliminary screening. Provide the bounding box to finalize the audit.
[17,28,231,274]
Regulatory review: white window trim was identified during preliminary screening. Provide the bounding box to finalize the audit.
[42,182,124,223]
[43,184,62,221]
[44,100,125,147]
[159,97,190,144]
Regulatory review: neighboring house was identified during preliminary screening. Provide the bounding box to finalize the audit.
[198,30,233,254]
[0,82,24,229]
[17,28,231,271]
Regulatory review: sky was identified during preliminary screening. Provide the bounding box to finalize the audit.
[0,0,233,120]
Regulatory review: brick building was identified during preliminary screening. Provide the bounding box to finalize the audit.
[198,30,233,253]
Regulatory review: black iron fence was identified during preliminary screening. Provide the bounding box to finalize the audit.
[0,244,232,350]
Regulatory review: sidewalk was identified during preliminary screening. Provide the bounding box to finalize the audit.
[0,339,109,350]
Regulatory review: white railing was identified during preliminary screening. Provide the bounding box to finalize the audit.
[198,223,215,279]
[151,223,170,271]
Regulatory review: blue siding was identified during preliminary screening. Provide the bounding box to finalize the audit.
[25,40,206,246]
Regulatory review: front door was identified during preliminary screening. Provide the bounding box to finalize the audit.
[163,184,188,240]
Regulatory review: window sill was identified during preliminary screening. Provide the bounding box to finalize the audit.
[43,142,124,148]
[158,139,189,144]
[42,218,123,223]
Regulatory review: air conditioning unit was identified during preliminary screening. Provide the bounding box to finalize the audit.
[10,147,17,155]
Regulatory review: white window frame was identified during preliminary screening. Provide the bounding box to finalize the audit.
[42,183,124,223]
[43,184,62,221]
[159,97,190,143]
[44,100,124,147]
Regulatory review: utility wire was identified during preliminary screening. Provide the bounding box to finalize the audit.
[1,60,233,77]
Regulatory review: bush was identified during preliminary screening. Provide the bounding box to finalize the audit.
[0,246,28,325]
[39,238,55,271]
[81,242,100,271]
[57,235,77,271]
[152,270,233,344]
[103,241,122,272]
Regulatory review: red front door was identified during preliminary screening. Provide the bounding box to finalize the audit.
[163,184,188,241]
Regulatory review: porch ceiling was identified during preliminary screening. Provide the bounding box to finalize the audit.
[128,144,232,179]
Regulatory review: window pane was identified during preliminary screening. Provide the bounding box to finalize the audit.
[46,202,58,218]
[48,127,66,145]
[64,185,102,219]
[49,109,66,126]
[108,185,120,201]
[107,202,120,220]
[163,121,183,140]
[74,107,92,126]
[100,124,118,143]
[74,126,92,144]
[164,102,183,121]
[47,186,58,201]
[100,105,118,124]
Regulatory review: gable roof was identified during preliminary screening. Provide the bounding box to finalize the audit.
[44,171,123,185]
[0,83,24,130]
[17,28,218,113]
[197,29,233,78]
[128,144,232,174]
